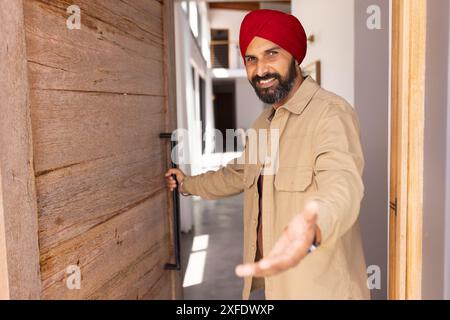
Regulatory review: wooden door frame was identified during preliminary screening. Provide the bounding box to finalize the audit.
[0,0,42,299]
[163,0,183,300]
[389,0,427,300]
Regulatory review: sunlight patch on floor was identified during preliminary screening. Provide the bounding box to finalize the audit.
[183,234,210,288]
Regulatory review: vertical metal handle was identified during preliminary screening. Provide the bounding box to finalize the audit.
[160,133,181,271]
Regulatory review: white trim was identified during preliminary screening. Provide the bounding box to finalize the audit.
[212,68,247,79]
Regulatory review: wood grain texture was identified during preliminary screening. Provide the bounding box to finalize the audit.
[209,2,260,11]
[21,0,176,299]
[30,91,166,174]
[390,0,406,300]
[40,191,169,299]
[37,147,166,251]
[24,0,164,95]
[162,0,183,300]
[405,0,426,300]
[0,0,41,299]
[389,0,426,300]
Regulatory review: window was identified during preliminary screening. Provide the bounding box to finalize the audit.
[210,29,229,69]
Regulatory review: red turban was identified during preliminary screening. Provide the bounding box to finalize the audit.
[239,9,307,65]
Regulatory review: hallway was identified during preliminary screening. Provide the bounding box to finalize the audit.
[181,194,244,300]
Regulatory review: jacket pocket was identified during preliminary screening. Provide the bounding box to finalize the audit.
[274,166,314,192]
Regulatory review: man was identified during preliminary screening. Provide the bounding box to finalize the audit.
[165,9,369,300]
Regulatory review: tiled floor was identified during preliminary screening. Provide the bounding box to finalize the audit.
[181,194,244,300]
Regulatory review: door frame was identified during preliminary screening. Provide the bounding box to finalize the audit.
[0,0,42,299]
[389,0,427,300]
[163,0,184,300]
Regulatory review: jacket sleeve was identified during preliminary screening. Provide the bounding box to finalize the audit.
[182,153,245,200]
[306,101,365,247]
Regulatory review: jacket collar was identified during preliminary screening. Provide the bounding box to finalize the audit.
[267,76,320,121]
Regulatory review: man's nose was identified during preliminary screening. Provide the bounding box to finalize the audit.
[255,62,270,78]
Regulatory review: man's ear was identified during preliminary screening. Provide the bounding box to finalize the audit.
[297,65,305,78]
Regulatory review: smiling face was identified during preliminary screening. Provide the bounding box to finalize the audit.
[244,37,300,105]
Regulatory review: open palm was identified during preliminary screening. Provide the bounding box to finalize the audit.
[235,201,320,278]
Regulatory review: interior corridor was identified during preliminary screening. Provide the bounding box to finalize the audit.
[181,194,244,300]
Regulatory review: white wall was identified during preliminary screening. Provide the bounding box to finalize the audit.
[422,0,450,300]
[175,3,193,233]
[354,0,389,300]
[209,9,248,70]
[175,2,214,232]
[292,0,355,105]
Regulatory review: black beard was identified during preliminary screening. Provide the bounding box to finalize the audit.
[250,59,298,105]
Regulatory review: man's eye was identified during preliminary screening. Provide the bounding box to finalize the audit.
[268,51,278,56]
[246,57,256,63]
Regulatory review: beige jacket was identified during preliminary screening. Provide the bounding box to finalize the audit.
[183,76,370,300]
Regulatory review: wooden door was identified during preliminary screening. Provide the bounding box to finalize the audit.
[0,0,181,299]
[389,0,427,300]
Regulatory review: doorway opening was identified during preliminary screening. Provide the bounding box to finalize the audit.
[213,80,240,152]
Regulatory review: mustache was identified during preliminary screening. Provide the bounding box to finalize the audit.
[252,73,281,84]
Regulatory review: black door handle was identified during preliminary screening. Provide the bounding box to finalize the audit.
[160,133,181,271]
